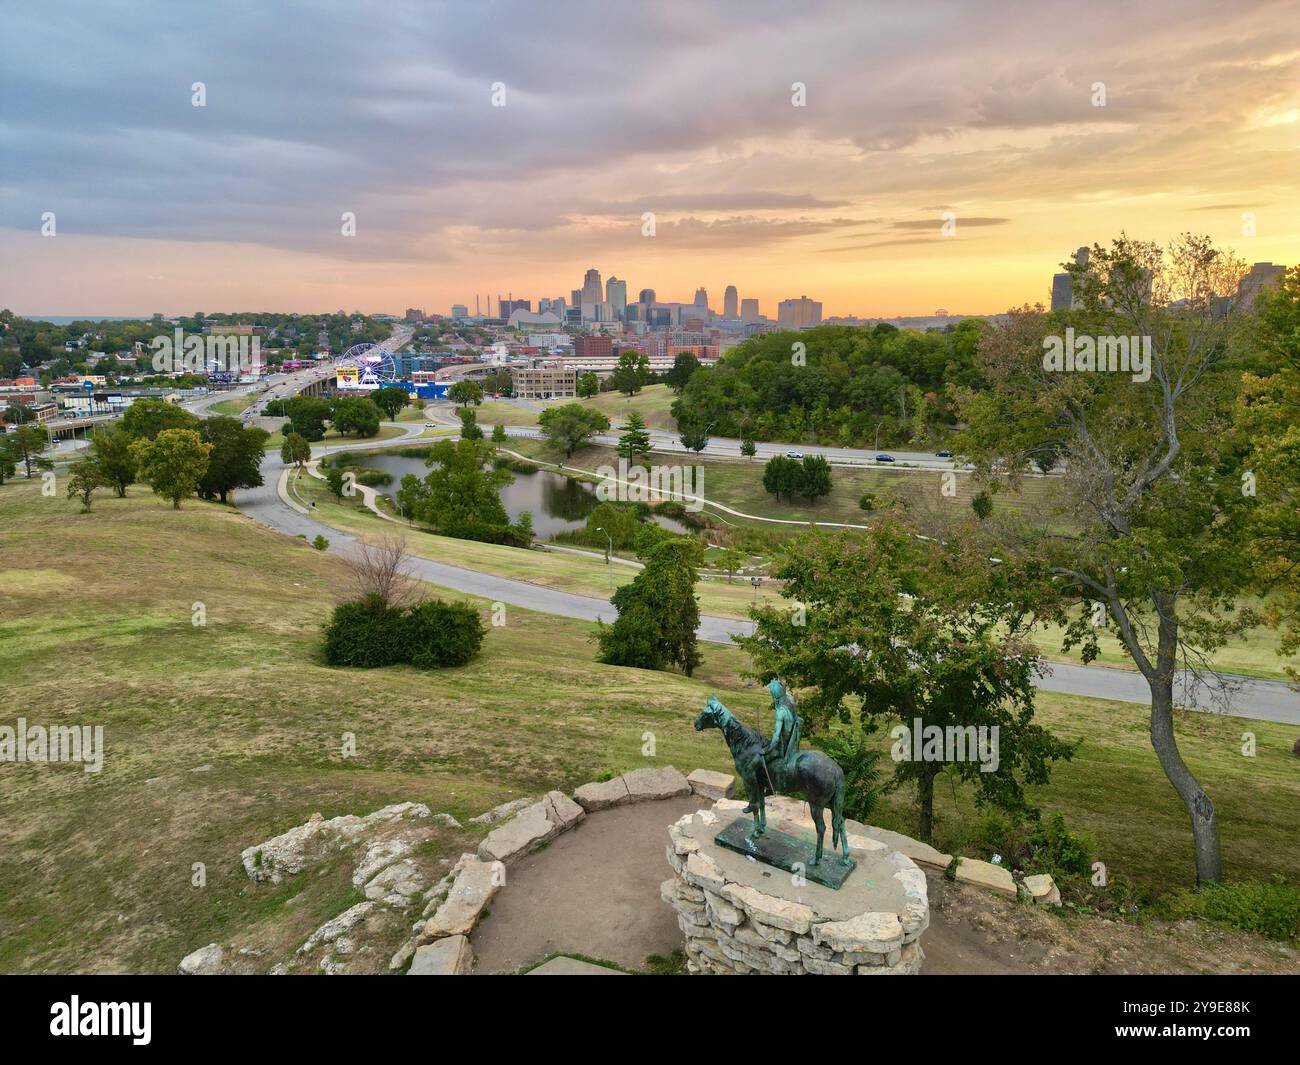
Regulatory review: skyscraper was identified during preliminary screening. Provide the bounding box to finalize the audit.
[777,295,822,328]
[1051,246,1090,311]
[638,288,656,305]
[581,268,603,320]
[606,276,628,320]
[740,298,760,324]
[723,285,738,319]
[694,287,709,309]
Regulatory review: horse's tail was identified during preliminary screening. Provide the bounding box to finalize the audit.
[831,775,846,849]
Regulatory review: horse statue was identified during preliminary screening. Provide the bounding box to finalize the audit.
[694,692,852,868]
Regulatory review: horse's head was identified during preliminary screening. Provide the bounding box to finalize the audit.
[694,695,726,732]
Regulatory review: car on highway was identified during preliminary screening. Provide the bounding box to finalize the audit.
[935,450,953,458]
[424,422,436,428]
[875,453,896,463]
[785,450,804,459]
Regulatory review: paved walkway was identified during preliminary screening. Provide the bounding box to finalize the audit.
[467,798,1046,975]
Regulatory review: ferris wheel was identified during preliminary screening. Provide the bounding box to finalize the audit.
[339,343,398,389]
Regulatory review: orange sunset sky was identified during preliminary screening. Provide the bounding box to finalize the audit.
[2,1,1298,319]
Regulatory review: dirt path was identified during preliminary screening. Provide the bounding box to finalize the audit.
[468,799,1297,975]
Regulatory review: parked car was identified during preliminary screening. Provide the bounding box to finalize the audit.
[875,453,895,463]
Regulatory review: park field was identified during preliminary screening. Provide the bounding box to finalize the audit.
[566,383,678,429]
[0,477,1296,971]
[290,469,786,620]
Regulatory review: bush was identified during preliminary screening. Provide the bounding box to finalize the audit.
[400,600,486,668]
[1025,812,1095,879]
[815,729,882,823]
[322,594,485,670]
[1158,880,1300,944]
[312,534,329,551]
[321,595,405,667]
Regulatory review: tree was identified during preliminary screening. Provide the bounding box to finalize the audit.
[131,428,211,509]
[403,437,514,542]
[611,350,649,396]
[1236,265,1300,683]
[678,417,710,453]
[490,421,507,443]
[372,386,409,419]
[66,458,103,512]
[971,490,994,520]
[616,411,652,463]
[10,424,52,479]
[762,455,800,501]
[325,466,348,498]
[280,432,311,470]
[740,436,757,458]
[598,537,703,676]
[0,436,17,484]
[331,396,380,438]
[459,407,483,440]
[664,351,701,393]
[736,522,1074,843]
[4,402,34,425]
[121,398,199,440]
[956,234,1258,885]
[198,416,268,503]
[283,396,331,441]
[799,454,832,503]
[448,380,484,407]
[577,372,600,398]
[89,423,136,497]
[538,403,610,459]
[716,546,744,583]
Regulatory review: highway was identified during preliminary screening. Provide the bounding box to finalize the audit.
[191,368,1300,726]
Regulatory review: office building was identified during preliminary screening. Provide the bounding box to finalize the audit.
[740,298,760,324]
[723,285,738,319]
[777,296,822,328]
[512,365,576,400]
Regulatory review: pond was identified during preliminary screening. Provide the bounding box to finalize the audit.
[346,451,690,540]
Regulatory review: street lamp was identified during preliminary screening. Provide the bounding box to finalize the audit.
[595,526,613,591]
[750,575,763,605]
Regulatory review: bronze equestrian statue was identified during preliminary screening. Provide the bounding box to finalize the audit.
[694,681,852,868]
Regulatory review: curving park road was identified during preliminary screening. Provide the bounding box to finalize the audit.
[189,374,1300,725]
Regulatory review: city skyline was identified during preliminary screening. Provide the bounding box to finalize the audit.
[2,1,1298,318]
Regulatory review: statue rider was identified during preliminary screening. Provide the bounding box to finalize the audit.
[744,679,802,812]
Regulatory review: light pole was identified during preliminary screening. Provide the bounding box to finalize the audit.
[596,526,613,591]
[750,575,763,606]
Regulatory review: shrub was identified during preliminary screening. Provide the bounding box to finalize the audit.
[323,594,485,670]
[400,600,486,668]
[321,595,405,668]
[1158,881,1300,944]
[312,534,329,551]
[815,729,882,823]
[1025,812,1095,879]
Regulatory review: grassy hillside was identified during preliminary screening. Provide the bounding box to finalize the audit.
[1,477,1296,972]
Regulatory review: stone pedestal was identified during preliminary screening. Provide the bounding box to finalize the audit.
[663,799,929,975]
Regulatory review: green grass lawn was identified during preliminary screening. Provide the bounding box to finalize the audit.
[1,476,1295,972]
[563,383,678,429]
[209,393,257,416]
[475,400,541,427]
